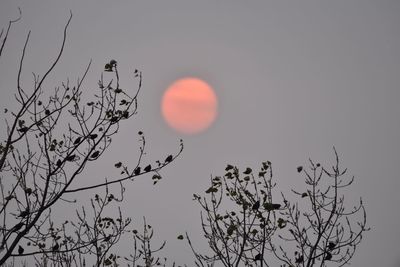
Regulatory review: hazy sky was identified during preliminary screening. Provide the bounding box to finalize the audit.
[1,1,400,266]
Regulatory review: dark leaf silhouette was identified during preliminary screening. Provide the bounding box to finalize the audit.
[252,200,260,211]
[205,187,218,194]
[325,251,332,260]
[295,255,304,263]
[52,243,59,252]
[114,162,122,168]
[90,151,100,159]
[277,218,286,229]
[254,253,262,261]
[56,159,62,167]
[122,110,129,118]
[110,116,119,123]
[225,164,234,171]
[227,224,236,236]
[243,167,252,174]
[297,166,303,173]
[65,154,76,161]
[165,155,173,163]
[17,127,28,133]
[18,245,24,255]
[104,63,112,72]
[73,137,81,145]
[144,164,152,172]
[18,209,29,218]
[263,203,281,211]
[134,167,141,175]
[152,174,161,180]
[24,188,32,195]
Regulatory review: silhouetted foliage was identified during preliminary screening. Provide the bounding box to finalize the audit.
[187,161,278,266]
[187,148,368,267]
[0,11,182,266]
[1,9,368,267]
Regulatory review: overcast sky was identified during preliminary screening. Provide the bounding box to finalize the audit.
[1,1,400,266]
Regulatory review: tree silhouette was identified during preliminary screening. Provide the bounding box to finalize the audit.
[187,161,281,267]
[1,9,369,267]
[187,149,368,267]
[271,148,368,267]
[0,11,182,266]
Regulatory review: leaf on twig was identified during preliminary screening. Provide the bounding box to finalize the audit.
[295,255,303,263]
[263,203,281,211]
[73,137,81,145]
[65,154,76,161]
[18,245,24,255]
[104,63,113,72]
[225,164,234,171]
[144,164,152,172]
[297,166,303,173]
[277,218,286,229]
[325,252,332,260]
[252,201,260,211]
[17,127,28,133]
[134,167,141,175]
[90,151,100,159]
[56,159,62,167]
[243,167,252,174]
[165,155,173,163]
[52,243,59,252]
[205,186,218,194]
[114,162,122,168]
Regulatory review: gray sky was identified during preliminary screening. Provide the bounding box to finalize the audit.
[1,0,400,266]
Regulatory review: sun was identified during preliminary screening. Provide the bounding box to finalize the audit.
[161,78,218,135]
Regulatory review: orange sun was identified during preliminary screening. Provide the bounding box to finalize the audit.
[161,78,218,134]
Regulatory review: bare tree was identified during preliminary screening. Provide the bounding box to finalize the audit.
[188,149,368,267]
[0,11,182,266]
